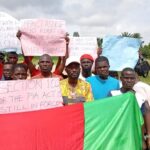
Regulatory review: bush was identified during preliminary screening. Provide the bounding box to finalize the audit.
[141,43,150,58]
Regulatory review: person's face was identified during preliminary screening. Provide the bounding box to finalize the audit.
[7,54,18,64]
[3,64,13,80]
[39,56,53,73]
[66,63,80,79]
[95,61,109,79]
[120,71,136,90]
[81,58,93,71]
[12,67,27,80]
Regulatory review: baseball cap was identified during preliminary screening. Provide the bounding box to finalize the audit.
[66,57,80,66]
[80,54,94,62]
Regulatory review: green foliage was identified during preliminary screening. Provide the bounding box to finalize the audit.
[97,38,103,48]
[121,32,133,37]
[140,43,150,58]
[73,32,80,37]
[18,56,58,64]
[121,32,142,39]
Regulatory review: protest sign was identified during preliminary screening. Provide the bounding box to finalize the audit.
[0,12,20,52]
[102,35,142,71]
[0,78,63,114]
[69,37,98,61]
[20,19,66,56]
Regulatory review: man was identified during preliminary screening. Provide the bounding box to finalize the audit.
[79,54,94,80]
[7,51,18,64]
[86,56,120,99]
[110,68,150,150]
[60,57,93,105]
[16,30,69,78]
[32,54,62,79]
[12,63,28,80]
[109,68,145,106]
[133,75,150,150]
[2,62,14,80]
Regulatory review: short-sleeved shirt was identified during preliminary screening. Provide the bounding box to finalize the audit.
[133,81,150,105]
[86,75,120,100]
[31,67,61,77]
[60,78,93,102]
[32,73,63,80]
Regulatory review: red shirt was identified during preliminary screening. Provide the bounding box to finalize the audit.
[0,63,3,79]
[31,67,61,77]
[32,73,63,80]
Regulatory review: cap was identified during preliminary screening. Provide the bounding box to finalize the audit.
[66,57,80,66]
[80,54,94,62]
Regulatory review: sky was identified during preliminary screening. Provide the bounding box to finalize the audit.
[0,0,150,44]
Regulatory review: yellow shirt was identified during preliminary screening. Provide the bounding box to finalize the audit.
[60,78,93,102]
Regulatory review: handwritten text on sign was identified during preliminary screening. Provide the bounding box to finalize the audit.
[0,12,20,51]
[0,78,63,114]
[20,19,66,56]
[69,37,98,59]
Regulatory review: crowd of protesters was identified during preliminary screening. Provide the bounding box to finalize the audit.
[0,31,150,150]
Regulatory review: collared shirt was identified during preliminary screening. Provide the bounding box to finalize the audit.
[60,78,93,102]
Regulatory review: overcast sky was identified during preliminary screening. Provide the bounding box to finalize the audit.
[0,0,150,44]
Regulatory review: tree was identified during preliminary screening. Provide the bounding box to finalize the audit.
[132,33,142,39]
[140,43,150,58]
[121,32,142,39]
[121,32,132,37]
[73,32,80,37]
[97,38,103,48]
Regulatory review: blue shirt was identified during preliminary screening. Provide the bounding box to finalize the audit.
[86,75,120,100]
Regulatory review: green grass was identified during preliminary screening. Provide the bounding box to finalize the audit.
[140,59,150,84]
[139,74,150,84]
[18,56,58,64]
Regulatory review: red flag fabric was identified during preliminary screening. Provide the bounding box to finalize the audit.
[0,104,84,150]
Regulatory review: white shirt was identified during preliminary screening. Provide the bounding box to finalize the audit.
[133,81,150,105]
[110,90,145,107]
[79,73,94,81]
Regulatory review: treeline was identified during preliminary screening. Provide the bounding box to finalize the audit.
[141,44,150,58]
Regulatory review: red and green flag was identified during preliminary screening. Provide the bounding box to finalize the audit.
[0,92,143,150]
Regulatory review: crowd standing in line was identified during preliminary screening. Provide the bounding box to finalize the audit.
[0,30,150,149]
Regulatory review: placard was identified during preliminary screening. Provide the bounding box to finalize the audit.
[0,78,63,114]
[69,37,98,60]
[20,19,66,56]
[102,35,142,71]
[0,12,20,52]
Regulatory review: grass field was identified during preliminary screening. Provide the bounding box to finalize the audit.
[18,56,150,84]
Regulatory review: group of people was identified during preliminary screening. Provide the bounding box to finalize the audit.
[0,33,150,149]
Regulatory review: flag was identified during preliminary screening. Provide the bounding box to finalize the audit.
[0,92,143,150]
